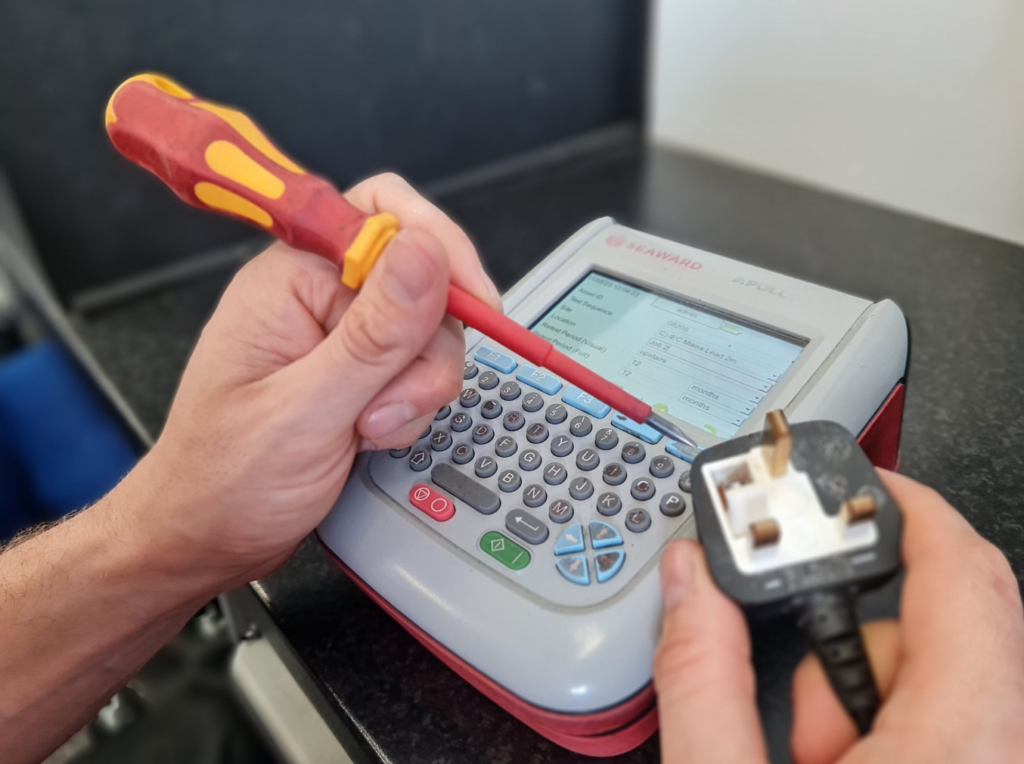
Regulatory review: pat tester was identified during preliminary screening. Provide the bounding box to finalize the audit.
[317,218,909,756]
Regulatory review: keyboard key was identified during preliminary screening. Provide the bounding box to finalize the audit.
[474,455,498,478]
[515,365,563,395]
[505,508,549,545]
[526,423,549,444]
[621,441,646,464]
[481,531,530,570]
[596,492,622,516]
[473,344,516,372]
[610,412,662,444]
[450,412,472,432]
[595,550,625,584]
[650,455,675,478]
[630,477,656,501]
[472,424,494,444]
[409,484,455,522]
[556,555,590,586]
[518,449,542,471]
[409,448,432,472]
[594,428,619,450]
[666,440,700,464]
[575,448,600,471]
[481,399,503,419]
[554,522,585,555]
[435,405,451,421]
[569,476,594,501]
[419,426,431,439]
[548,499,574,523]
[569,415,593,437]
[432,463,500,514]
[497,469,522,492]
[625,508,651,533]
[452,443,475,465]
[589,520,623,549]
[478,371,500,390]
[523,484,547,508]
[494,436,518,458]
[503,410,526,431]
[602,462,627,486]
[562,386,611,418]
[678,469,692,493]
[550,435,573,458]
[545,403,568,424]
[463,361,479,380]
[543,462,568,485]
[499,381,521,401]
[660,492,687,517]
[430,430,452,451]
[459,388,481,408]
[522,392,544,412]
[389,447,411,458]
[474,345,517,374]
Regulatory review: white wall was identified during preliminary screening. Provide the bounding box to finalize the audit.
[648,1,1024,244]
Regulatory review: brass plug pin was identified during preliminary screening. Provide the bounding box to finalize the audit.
[763,410,792,477]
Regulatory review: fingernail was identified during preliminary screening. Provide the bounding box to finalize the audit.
[364,402,419,440]
[661,543,694,609]
[383,233,439,305]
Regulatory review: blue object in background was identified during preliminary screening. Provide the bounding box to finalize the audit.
[0,341,137,540]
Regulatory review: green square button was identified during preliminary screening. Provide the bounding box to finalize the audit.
[480,531,530,570]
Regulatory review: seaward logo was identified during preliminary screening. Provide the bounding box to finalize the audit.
[606,235,702,270]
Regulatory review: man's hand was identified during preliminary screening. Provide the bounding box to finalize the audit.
[0,174,500,764]
[653,471,1024,763]
[130,173,501,587]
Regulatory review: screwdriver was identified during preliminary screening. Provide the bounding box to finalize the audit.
[105,73,697,450]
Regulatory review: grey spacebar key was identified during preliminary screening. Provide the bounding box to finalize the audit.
[431,464,501,515]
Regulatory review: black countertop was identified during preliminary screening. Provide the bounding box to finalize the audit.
[70,140,1024,763]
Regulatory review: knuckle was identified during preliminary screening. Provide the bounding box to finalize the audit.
[336,301,403,366]
[375,171,412,190]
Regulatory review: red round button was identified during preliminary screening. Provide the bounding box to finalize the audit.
[409,484,455,522]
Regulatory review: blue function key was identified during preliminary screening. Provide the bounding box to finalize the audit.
[515,364,563,395]
[589,520,623,549]
[561,386,611,418]
[473,345,517,374]
[666,440,701,464]
[556,555,590,586]
[610,412,662,444]
[594,550,625,584]
[553,522,585,555]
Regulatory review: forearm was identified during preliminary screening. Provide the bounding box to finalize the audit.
[0,457,226,764]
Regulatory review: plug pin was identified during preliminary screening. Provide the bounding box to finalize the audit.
[841,495,878,525]
[762,410,792,477]
[749,518,781,548]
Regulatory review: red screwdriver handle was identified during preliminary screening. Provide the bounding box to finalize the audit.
[105,74,397,288]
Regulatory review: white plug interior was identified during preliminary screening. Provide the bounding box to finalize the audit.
[702,445,878,575]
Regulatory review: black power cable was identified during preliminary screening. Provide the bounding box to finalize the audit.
[798,591,881,733]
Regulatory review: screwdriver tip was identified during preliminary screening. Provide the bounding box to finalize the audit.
[646,411,699,452]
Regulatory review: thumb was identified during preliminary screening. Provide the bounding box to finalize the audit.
[654,540,768,764]
[300,229,449,417]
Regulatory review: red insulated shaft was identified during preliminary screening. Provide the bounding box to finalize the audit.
[446,285,652,424]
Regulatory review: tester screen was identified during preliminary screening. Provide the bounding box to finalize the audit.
[531,272,805,439]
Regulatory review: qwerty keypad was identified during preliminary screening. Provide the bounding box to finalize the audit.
[379,342,697,599]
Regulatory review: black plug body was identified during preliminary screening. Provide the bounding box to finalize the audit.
[691,417,903,733]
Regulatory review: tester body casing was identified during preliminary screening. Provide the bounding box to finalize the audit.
[317,218,908,756]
